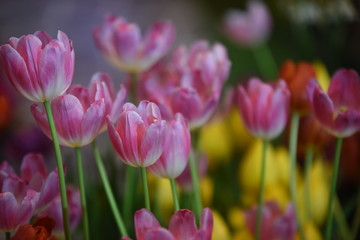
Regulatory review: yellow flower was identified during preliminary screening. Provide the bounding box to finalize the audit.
[295,222,323,240]
[264,184,290,210]
[228,207,247,231]
[227,108,255,150]
[274,146,291,187]
[212,211,232,240]
[313,61,330,92]
[198,118,233,168]
[200,176,214,207]
[238,140,278,190]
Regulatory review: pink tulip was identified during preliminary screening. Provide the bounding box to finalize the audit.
[31,87,106,147]
[223,1,272,47]
[107,100,166,167]
[246,201,296,240]
[122,208,213,240]
[147,113,191,179]
[307,69,360,137]
[139,41,230,128]
[93,15,175,73]
[0,153,60,232]
[236,78,290,140]
[38,186,81,235]
[0,31,74,102]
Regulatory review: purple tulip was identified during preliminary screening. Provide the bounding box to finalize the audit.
[107,100,166,167]
[122,208,213,240]
[93,15,175,73]
[246,201,297,240]
[147,113,191,179]
[236,78,290,140]
[0,31,74,102]
[307,69,360,137]
[223,1,272,47]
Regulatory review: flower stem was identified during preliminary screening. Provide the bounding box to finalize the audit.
[351,187,360,240]
[123,165,137,227]
[170,178,180,211]
[43,100,71,240]
[255,140,268,240]
[334,196,351,240]
[92,141,128,237]
[5,232,10,240]
[304,146,314,221]
[189,151,202,222]
[141,167,151,210]
[289,112,304,240]
[75,147,90,240]
[252,42,277,80]
[325,137,343,240]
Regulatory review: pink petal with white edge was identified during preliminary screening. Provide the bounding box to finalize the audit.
[0,192,22,232]
[0,44,40,102]
[80,98,106,146]
[138,101,163,126]
[109,85,127,123]
[170,87,202,123]
[140,121,165,167]
[51,95,84,147]
[34,31,52,46]
[236,85,254,133]
[106,117,128,164]
[332,110,360,137]
[20,153,47,182]
[134,208,161,240]
[39,40,72,101]
[113,22,141,62]
[31,103,53,141]
[312,89,335,128]
[169,209,198,240]
[36,170,59,212]
[199,208,214,240]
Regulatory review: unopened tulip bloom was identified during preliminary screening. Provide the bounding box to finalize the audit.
[122,208,213,240]
[236,78,290,140]
[278,60,316,114]
[93,15,175,73]
[31,91,106,147]
[38,187,81,235]
[107,100,166,167]
[10,217,57,240]
[147,113,190,178]
[246,201,296,240]
[307,69,360,137]
[223,1,272,47]
[139,41,230,128]
[0,31,74,102]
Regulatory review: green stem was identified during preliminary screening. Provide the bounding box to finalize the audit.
[255,140,268,240]
[289,112,305,240]
[92,141,128,237]
[325,137,343,240]
[123,165,137,227]
[334,196,351,240]
[140,167,151,210]
[5,232,10,240]
[252,42,277,80]
[43,101,71,240]
[304,146,314,221]
[189,151,202,222]
[75,147,90,240]
[170,178,180,211]
[351,187,360,240]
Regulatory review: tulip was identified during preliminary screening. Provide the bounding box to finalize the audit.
[139,40,230,129]
[236,78,290,140]
[0,31,74,102]
[223,1,272,47]
[93,15,175,73]
[122,208,213,240]
[147,113,190,179]
[278,60,316,114]
[31,93,106,148]
[107,100,166,167]
[0,153,60,232]
[245,201,297,240]
[9,216,57,240]
[307,69,360,138]
[38,187,81,236]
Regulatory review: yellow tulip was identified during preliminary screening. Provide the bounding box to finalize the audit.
[295,222,323,240]
[264,184,290,210]
[201,176,214,207]
[227,108,255,150]
[212,211,232,240]
[313,61,330,92]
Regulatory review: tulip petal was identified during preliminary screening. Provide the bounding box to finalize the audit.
[80,99,106,146]
[31,103,54,142]
[199,208,213,240]
[109,84,127,123]
[134,209,161,240]
[107,117,128,164]
[144,228,175,240]
[140,120,165,167]
[20,153,47,182]
[36,170,59,212]
[0,192,21,232]
[312,89,334,128]
[169,209,197,239]
[113,22,141,62]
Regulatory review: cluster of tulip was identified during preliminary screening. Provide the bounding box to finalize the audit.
[0,1,359,240]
